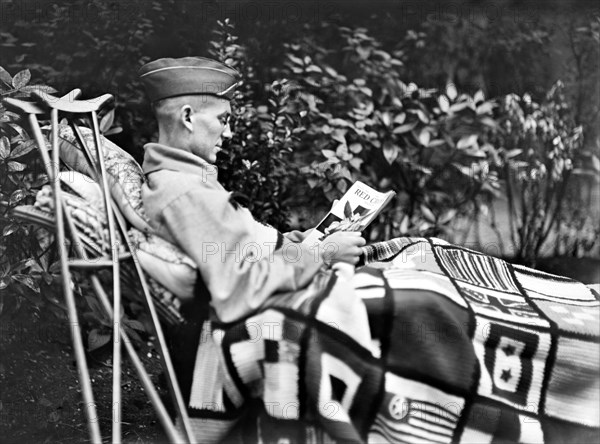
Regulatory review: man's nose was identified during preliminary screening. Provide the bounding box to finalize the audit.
[222,122,233,140]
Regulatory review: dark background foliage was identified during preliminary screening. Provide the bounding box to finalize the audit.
[2,0,598,147]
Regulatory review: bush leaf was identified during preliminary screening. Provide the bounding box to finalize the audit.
[383,141,399,164]
[9,140,36,158]
[420,204,436,223]
[0,136,10,160]
[9,189,25,204]
[0,67,13,85]
[88,329,111,351]
[123,319,146,332]
[2,224,17,236]
[99,109,115,133]
[12,69,31,89]
[18,85,57,95]
[11,274,40,293]
[8,161,26,172]
[393,121,417,134]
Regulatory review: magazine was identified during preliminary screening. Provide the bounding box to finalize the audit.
[302,181,396,246]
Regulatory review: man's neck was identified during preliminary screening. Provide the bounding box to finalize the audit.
[158,132,185,149]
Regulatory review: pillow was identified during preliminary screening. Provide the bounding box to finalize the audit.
[58,170,104,210]
[128,228,197,302]
[56,124,152,233]
[34,184,123,257]
[32,184,186,326]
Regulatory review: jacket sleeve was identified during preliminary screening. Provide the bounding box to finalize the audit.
[283,229,313,243]
[159,188,324,322]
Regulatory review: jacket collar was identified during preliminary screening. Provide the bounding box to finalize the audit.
[142,142,218,179]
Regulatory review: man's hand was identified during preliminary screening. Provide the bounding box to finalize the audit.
[320,231,366,266]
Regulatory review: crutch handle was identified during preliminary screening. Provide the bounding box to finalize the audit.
[3,89,84,115]
[32,91,113,113]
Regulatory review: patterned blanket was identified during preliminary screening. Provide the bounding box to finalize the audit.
[172,237,599,443]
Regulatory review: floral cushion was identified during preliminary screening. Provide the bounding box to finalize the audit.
[32,178,188,326]
[56,124,152,233]
[58,170,104,210]
[34,183,123,257]
[128,228,197,302]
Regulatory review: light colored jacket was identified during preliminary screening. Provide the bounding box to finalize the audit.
[141,143,325,322]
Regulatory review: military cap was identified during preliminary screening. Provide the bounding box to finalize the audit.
[139,56,240,102]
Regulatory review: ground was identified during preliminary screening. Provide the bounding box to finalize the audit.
[0,301,169,444]
[0,257,598,443]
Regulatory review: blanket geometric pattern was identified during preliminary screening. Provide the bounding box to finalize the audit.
[179,237,599,443]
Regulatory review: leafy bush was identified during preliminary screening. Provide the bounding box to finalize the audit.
[0,67,148,350]
[273,24,501,242]
[191,19,595,259]
[0,67,61,316]
[209,20,300,229]
[492,82,591,265]
[194,21,504,240]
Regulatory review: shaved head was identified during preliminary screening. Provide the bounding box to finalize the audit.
[152,94,227,134]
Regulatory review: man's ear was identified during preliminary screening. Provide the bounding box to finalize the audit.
[180,105,194,132]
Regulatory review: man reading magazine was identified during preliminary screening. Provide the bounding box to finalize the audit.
[140,57,365,323]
